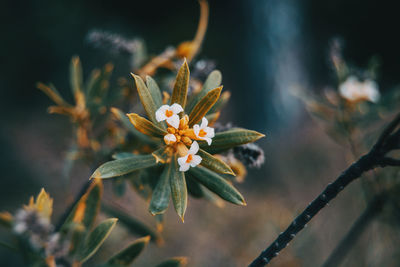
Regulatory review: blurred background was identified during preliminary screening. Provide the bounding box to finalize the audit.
[1,0,400,266]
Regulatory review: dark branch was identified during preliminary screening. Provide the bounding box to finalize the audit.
[248,112,400,267]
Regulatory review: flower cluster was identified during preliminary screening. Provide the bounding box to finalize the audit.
[156,103,215,171]
[92,60,265,220]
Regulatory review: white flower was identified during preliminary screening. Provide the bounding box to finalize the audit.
[193,117,215,145]
[155,104,184,128]
[339,76,380,103]
[164,133,177,145]
[177,141,202,172]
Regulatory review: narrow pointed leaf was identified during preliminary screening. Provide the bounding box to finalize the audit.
[188,86,222,127]
[62,179,103,231]
[70,56,83,94]
[155,257,188,267]
[187,70,222,113]
[78,218,118,263]
[189,166,245,206]
[102,204,161,243]
[149,165,172,215]
[91,155,158,179]
[170,156,187,221]
[107,236,150,266]
[37,83,70,107]
[127,113,166,138]
[131,74,161,126]
[170,60,189,108]
[112,152,138,160]
[146,76,163,109]
[200,128,265,154]
[198,149,234,175]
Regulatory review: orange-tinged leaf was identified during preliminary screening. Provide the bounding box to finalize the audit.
[170,60,189,108]
[127,113,166,138]
[188,86,222,127]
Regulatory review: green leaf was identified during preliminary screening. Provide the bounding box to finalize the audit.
[131,73,161,126]
[198,149,234,175]
[107,236,150,266]
[186,70,222,113]
[188,86,222,127]
[91,155,158,179]
[149,165,171,215]
[78,218,118,263]
[169,156,187,221]
[189,166,246,206]
[155,257,188,267]
[170,59,189,108]
[146,76,163,109]
[127,113,166,138]
[201,128,265,154]
[112,152,138,160]
[70,56,83,95]
[102,204,161,244]
[62,179,103,231]
[67,222,86,256]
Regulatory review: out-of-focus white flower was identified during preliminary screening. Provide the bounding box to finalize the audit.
[193,117,215,145]
[339,76,380,103]
[177,141,202,172]
[155,104,183,128]
[164,133,177,145]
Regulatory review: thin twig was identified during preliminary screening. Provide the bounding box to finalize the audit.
[248,113,400,267]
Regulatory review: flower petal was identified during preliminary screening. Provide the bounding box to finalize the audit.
[193,124,200,136]
[156,105,169,122]
[189,141,199,154]
[178,155,188,166]
[190,155,202,167]
[166,114,180,129]
[205,127,215,138]
[170,103,184,114]
[200,117,208,128]
[179,163,190,172]
[204,137,212,145]
[164,134,177,144]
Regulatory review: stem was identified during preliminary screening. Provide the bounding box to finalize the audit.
[322,194,386,267]
[248,112,400,267]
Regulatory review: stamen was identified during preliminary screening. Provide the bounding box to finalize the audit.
[165,110,173,117]
[186,154,193,163]
[199,129,207,137]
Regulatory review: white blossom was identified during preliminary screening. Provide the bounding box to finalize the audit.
[177,141,202,172]
[155,103,184,128]
[339,76,380,103]
[193,117,215,145]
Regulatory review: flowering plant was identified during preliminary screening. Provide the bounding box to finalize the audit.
[91,60,264,221]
